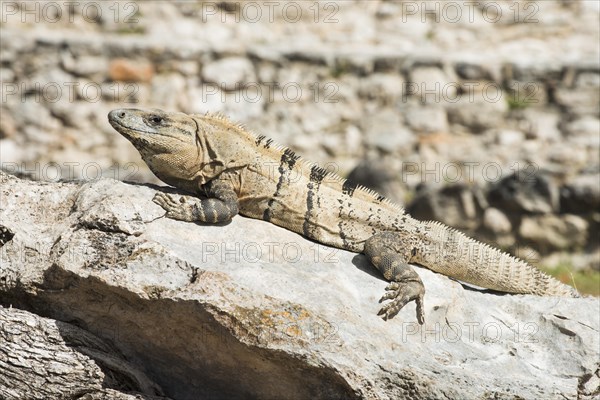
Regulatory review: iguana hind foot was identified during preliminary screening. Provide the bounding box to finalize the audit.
[365,232,426,324]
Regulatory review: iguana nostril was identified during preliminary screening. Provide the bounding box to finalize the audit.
[118,112,125,118]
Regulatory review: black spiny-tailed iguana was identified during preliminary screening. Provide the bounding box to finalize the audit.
[108,108,579,324]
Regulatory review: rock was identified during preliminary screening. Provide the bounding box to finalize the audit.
[0,139,22,165]
[493,129,525,146]
[575,72,600,88]
[519,214,589,252]
[554,87,600,116]
[61,53,109,80]
[541,250,600,273]
[0,307,170,400]
[408,66,457,104]
[488,172,560,214]
[150,73,187,110]
[0,68,14,83]
[447,97,508,133]
[0,110,16,139]
[358,73,406,104]
[343,124,363,155]
[454,63,491,80]
[362,109,415,154]
[109,58,154,82]
[546,143,589,171]
[346,160,406,203]
[202,57,257,91]
[520,109,562,141]
[402,105,448,134]
[483,207,512,234]
[407,184,486,231]
[560,173,600,213]
[1,171,597,400]
[563,117,600,147]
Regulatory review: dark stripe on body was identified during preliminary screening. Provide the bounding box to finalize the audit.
[338,220,350,249]
[336,180,360,248]
[341,179,358,197]
[262,148,300,221]
[302,165,328,237]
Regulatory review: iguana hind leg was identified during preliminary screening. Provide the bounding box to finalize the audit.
[365,232,425,324]
[153,179,239,223]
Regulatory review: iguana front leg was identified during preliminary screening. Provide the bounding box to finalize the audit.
[365,232,425,324]
[153,179,239,223]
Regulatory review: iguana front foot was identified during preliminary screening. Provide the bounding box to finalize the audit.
[153,192,201,221]
[365,232,426,324]
[153,179,239,223]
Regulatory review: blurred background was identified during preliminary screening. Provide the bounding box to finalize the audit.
[1,0,598,293]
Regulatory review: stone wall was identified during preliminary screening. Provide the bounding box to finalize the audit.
[1,1,598,276]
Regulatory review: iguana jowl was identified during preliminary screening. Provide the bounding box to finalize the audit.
[108,108,579,324]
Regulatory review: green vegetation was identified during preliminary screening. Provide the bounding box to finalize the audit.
[331,62,350,78]
[543,263,600,297]
[506,92,531,110]
[116,25,146,35]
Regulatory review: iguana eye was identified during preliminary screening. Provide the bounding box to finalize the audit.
[149,116,163,125]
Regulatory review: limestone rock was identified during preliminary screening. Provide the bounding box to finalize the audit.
[0,307,170,400]
[521,109,562,142]
[483,207,512,234]
[519,214,589,251]
[402,105,449,134]
[1,171,597,399]
[408,66,457,104]
[109,59,154,82]
[447,97,508,133]
[362,109,415,154]
[202,57,257,91]
[564,117,600,147]
[407,184,487,231]
[358,73,406,104]
[560,173,600,213]
[346,160,406,204]
[489,172,559,214]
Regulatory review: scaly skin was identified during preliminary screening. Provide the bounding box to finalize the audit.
[108,108,580,324]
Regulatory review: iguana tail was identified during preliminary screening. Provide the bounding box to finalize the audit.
[419,221,580,297]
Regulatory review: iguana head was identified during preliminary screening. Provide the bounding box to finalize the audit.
[108,108,197,153]
[109,108,229,187]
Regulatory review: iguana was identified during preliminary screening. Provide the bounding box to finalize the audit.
[108,108,580,324]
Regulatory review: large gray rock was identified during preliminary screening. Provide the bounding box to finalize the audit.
[488,172,560,214]
[519,214,589,252]
[560,173,600,213]
[0,307,170,400]
[201,57,257,91]
[0,171,598,400]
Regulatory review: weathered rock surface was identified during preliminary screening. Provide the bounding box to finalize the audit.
[1,171,598,400]
[0,306,170,400]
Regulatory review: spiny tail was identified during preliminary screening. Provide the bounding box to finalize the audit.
[422,221,580,297]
